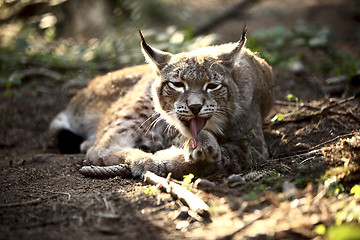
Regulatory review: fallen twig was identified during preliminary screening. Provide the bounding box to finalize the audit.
[319,94,358,113]
[348,109,360,122]
[275,100,346,116]
[327,116,350,129]
[40,189,71,200]
[304,132,356,153]
[312,176,337,204]
[262,132,358,168]
[144,171,209,218]
[271,95,359,124]
[263,149,323,165]
[0,197,42,208]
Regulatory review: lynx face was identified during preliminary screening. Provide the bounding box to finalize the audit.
[152,57,239,147]
[139,26,248,149]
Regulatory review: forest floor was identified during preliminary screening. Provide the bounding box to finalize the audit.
[1,0,360,239]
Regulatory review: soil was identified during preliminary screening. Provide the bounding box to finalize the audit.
[1,0,359,239]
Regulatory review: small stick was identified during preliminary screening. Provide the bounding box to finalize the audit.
[272,95,359,124]
[348,109,360,122]
[0,198,42,208]
[275,100,346,116]
[327,116,350,130]
[275,95,357,111]
[41,189,71,200]
[320,94,358,113]
[264,149,323,164]
[262,132,358,167]
[305,132,356,152]
[312,176,337,204]
[144,171,209,217]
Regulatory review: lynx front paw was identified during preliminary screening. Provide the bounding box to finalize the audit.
[189,131,221,163]
[86,146,125,166]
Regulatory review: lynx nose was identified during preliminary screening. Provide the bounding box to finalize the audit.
[188,104,203,116]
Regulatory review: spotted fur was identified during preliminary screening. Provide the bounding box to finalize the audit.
[49,28,274,179]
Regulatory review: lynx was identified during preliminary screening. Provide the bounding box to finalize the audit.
[49,26,274,179]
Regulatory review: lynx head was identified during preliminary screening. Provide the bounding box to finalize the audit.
[140,27,247,145]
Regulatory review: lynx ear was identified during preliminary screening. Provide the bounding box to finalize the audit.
[219,25,248,64]
[139,30,173,71]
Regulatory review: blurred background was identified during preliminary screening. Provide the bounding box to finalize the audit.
[0,0,359,97]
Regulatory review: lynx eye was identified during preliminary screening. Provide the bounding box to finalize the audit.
[168,81,186,91]
[205,83,222,91]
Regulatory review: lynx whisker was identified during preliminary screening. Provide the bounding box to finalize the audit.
[136,112,161,133]
[144,110,176,135]
[144,116,164,135]
[164,124,174,135]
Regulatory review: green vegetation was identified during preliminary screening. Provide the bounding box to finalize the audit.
[143,185,156,195]
[240,183,269,201]
[286,93,299,103]
[182,173,195,191]
[246,21,360,78]
[2,3,358,98]
[351,185,360,199]
[0,27,217,97]
[336,198,360,225]
[314,224,327,236]
[325,224,360,240]
[239,171,284,201]
[0,1,217,98]
[271,113,285,122]
[314,196,360,239]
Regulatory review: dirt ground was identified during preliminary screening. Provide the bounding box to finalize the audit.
[1,0,360,239]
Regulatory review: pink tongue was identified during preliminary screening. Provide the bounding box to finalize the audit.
[190,118,205,149]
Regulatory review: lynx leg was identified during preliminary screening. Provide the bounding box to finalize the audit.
[85,144,218,179]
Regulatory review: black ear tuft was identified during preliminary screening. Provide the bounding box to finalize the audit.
[139,29,173,70]
[218,24,248,65]
[239,24,248,45]
[138,29,145,42]
[139,30,157,61]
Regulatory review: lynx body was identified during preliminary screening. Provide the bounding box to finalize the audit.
[50,28,274,179]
